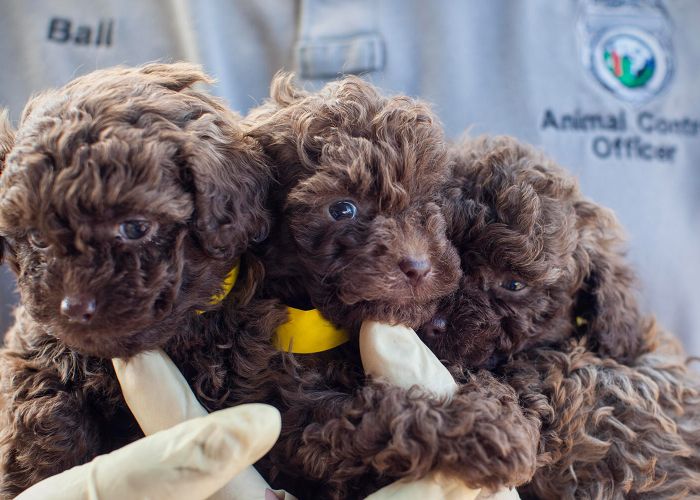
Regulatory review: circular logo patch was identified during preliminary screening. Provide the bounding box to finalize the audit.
[591,26,672,103]
[603,34,655,88]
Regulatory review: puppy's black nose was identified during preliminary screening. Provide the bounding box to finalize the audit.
[399,257,431,285]
[60,295,97,324]
[423,316,448,337]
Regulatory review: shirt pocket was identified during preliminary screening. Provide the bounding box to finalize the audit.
[295,32,385,79]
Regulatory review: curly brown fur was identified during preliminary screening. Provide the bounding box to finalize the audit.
[419,135,645,370]
[503,327,700,499]
[0,63,271,496]
[213,78,540,498]
[0,309,139,494]
[198,324,539,499]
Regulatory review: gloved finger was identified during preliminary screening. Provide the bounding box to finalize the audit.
[112,349,207,435]
[476,487,521,499]
[113,350,278,500]
[364,471,482,500]
[16,404,281,500]
[360,321,458,397]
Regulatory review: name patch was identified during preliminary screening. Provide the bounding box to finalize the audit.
[47,17,114,47]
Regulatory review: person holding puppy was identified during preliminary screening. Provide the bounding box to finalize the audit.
[1,0,697,498]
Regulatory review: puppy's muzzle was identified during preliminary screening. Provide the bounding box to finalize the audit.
[60,294,97,324]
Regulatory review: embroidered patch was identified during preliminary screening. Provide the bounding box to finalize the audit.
[577,0,673,104]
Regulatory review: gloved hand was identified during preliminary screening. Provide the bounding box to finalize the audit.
[360,321,521,500]
[15,403,281,500]
[112,326,519,500]
[112,329,519,499]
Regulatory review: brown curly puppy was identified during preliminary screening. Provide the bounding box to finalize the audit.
[0,63,271,496]
[420,135,644,369]
[421,135,700,498]
[248,73,462,331]
[204,76,540,498]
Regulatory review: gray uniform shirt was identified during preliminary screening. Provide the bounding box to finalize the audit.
[1,0,698,354]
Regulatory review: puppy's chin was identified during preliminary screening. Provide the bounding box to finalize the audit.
[370,299,442,329]
[51,326,173,359]
[330,252,461,329]
[45,315,180,359]
[321,295,442,333]
[418,325,499,369]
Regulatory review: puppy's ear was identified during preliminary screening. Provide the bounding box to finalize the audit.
[572,200,643,361]
[182,117,271,261]
[245,73,313,192]
[139,62,213,91]
[0,109,15,263]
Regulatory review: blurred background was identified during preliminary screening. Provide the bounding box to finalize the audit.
[1,0,698,353]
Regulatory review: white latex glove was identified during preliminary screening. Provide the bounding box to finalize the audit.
[360,321,458,397]
[112,350,295,500]
[110,325,518,500]
[360,321,521,500]
[15,403,281,500]
[366,471,482,500]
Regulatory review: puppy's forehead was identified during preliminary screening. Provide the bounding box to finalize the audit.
[287,155,438,216]
[1,122,192,231]
[470,159,579,227]
[318,135,446,208]
[0,66,220,235]
[451,169,579,284]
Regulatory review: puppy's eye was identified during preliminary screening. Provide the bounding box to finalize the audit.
[118,220,152,241]
[501,279,527,292]
[28,230,49,250]
[329,201,357,221]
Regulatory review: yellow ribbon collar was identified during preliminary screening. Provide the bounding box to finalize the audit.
[273,306,350,354]
[203,260,584,353]
[274,314,582,354]
[275,314,584,353]
[196,261,240,314]
[197,260,349,353]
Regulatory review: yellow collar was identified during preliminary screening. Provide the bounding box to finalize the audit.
[196,261,240,314]
[273,306,350,354]
[197,260,348,353]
